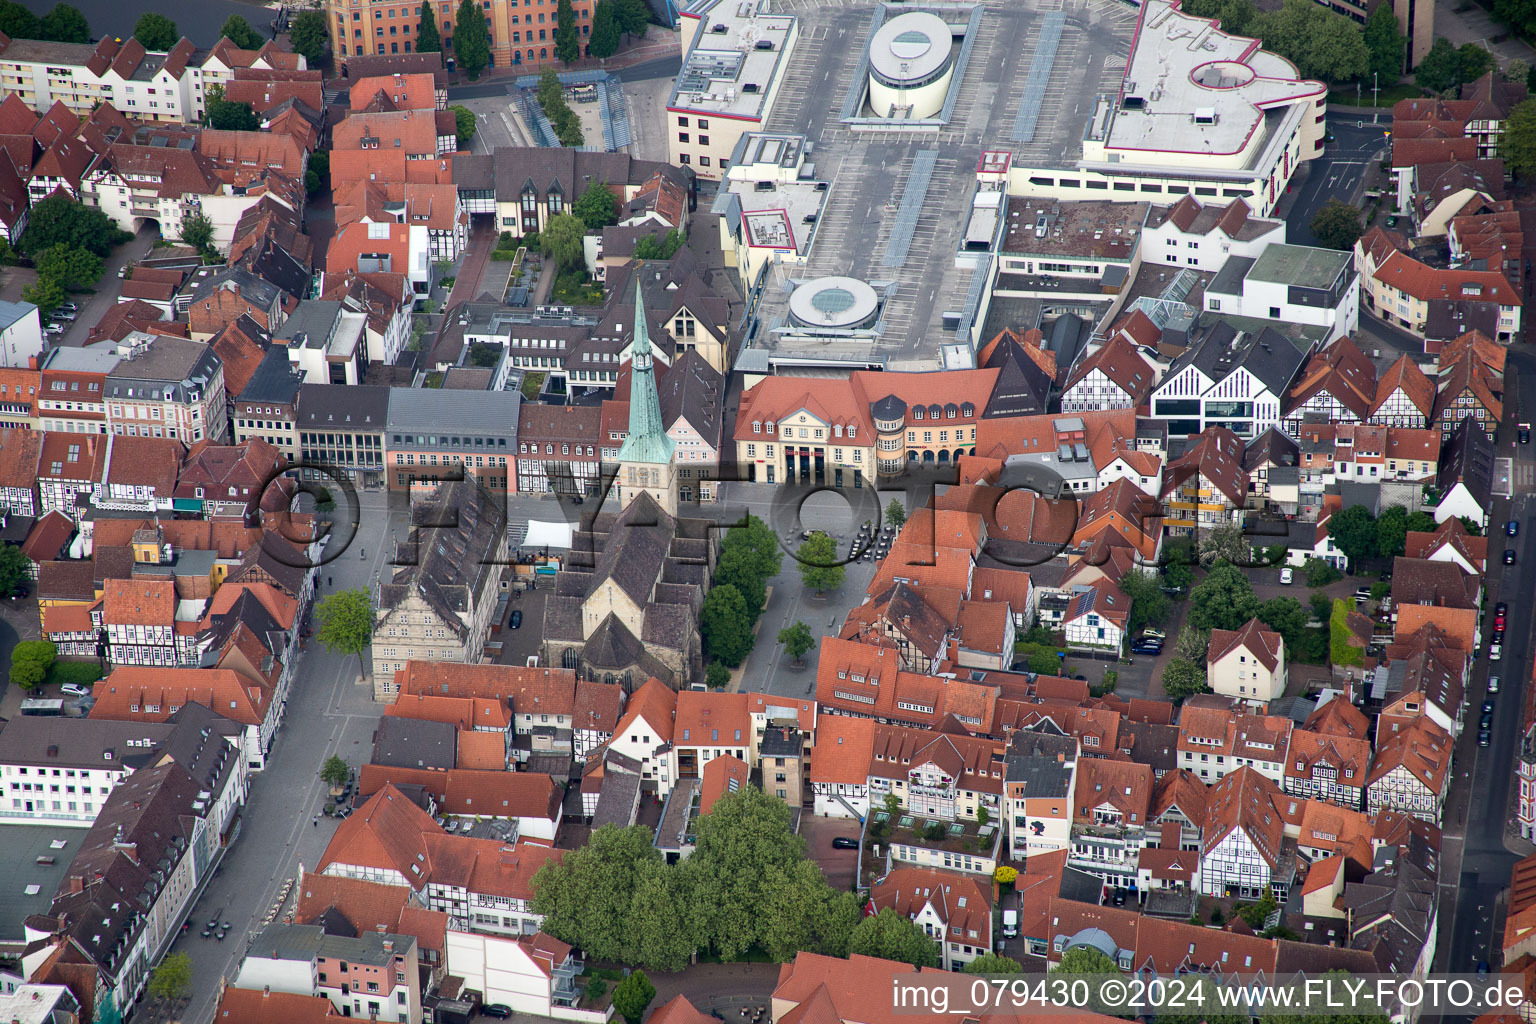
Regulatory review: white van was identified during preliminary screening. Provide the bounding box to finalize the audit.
[1001,909,1019,938]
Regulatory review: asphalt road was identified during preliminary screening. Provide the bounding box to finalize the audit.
[130,490,401,1024]
[18,0,281,48]
[1283,118,1393,247]
[1438,353,1534,984]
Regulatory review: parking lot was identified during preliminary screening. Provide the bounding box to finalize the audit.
[799,812,861,891]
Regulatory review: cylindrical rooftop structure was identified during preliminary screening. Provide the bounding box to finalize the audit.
[788,277,881,331]
[868,12,954,119]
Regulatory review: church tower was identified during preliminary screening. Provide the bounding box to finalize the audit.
[615,275,678,515]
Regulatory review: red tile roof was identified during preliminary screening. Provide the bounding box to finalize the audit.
[699,754,750,814]
[1208,619,1282,673]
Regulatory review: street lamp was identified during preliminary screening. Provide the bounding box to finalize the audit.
[1372,73,1379,124]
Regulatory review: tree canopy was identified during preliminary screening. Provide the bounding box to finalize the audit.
[320,755,351,789]
[1415,37,1461,93]
[34,244,102,289]
[701,585,755,667]
[11,641,57,690]
[450,105,477,147]
[209,98,259,132]
[796,532,844,595]
[20,194,131,257]
[1362,3,1404,83]
[612,970,656,1024]
[219,14,264,49]
[1503,97,1536,178]
[290,10,330,63]
[1198,523,1252,567]
[1249,0,1369,83]
[149,953,193,1001]
[454,0,492,79]
[633,228,685,259]
[1118,569,1171,639]
[849,907,940,967]
[1326,504,1378,569]
[0,545,27,596]
[615,0,650,36]
[778,621,815,664]
[1188,563,1261,633]
[573,181,620,230]
[590,0,621,57]
[1161,657,1210,701]
[39,3,89,43]
[556,0,581,63]
[540,213,586,270]
[417,0,442,51]
[1310,199,1364,251]
[315,588,374,658]
[133,12,178,50]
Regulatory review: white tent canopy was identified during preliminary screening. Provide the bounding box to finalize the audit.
[522,519,575,549]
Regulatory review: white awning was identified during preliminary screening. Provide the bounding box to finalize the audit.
[523,520,575,549]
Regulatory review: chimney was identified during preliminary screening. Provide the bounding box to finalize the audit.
[68,875,84,894]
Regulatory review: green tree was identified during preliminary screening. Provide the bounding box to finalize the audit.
[290,10,329,63]
[39,4,89,42]
[1028,649,1065,675]
[1309,589,1333,623]
[574,181,620,230]
[965,953,1024,974]
[177,213,216,256]
[1303,556,1343,588]
[1161,657,1210,701]
[759,857,860,961]
[1502,97,1536,177]
[1118,568,1171,639]
[1374,505,1410,559]
[716,547,768,621]
[540,212,587,270]
[417,0,442,51]
[553,108,585,147]
[1249,0,1367,82]
[1416,37,1461,93]
[778,621,815,664]
[22,276,67,317]
[1053,946,1119,974]
[1362,2,1405,83]
[628,860,700,971]
[797,532,844,595]
[20,194,130,256]
[538,66,562,107]
[1180,0,1257,33]
[533,824,664,962]
[10,640,57,690]
[705,661,730,689]
[1174,625,1209,663]
[0,544,28,596]
[133,12,178,50]
[634,228,685,260]
[1310,199,1363,251]
[691,785,812,958]
[219,14,265,49]
[590,0,621,57]
[1259,596,1309,649]
[148,952,193,1001]
[1198,522,1252,567]
[1188,562,1261,632]
[450,105,477,147]
[849,907,940,968]
[1327,504,1378,570]
[320,754,350,790]
[885,499,907,529]
[315,588,374,663]
[701,584,755,666]
[1459,43,1495,84]
[208,99,259,131]
[615,0,651,37]
[454,0,491,79]
[1330,598,1364,667]
[1405,509,1437,533]
[556,0,580,63]
[34,244,102,289]
[1236,890,1279,928]
[612,970,656,1024]
[0,2,40,39]
[721,513,783,582]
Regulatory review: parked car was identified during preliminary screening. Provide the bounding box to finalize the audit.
[1497,601,1509,616]
[60,683,90,697]
[1131,642,1163,654]
[1279,567,1293,584]
[1522,425,1532,444]
[51,311,75,322]
[481,1005,514,1020]
[1354,587,1373,602]
[56,301,77,312]
[1491,643,1504,661]
[8,585,28,601]
[1141,628,1167,641]
[1491,675,1502,694]
[1509,521,1520,537]
[1479,730,1492,747]
[1506,549,1518,566]
[509,609,522,629]
[1494,626,1506,642]
[1483,699,1496,714]
[831,837,859,849]
[44,323,64,335]
[1481,712,1494,730]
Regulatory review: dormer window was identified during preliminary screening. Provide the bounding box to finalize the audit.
[913,407,924,420]
[753,421,761,433]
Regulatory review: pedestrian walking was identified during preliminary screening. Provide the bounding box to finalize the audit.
[313,815,319,827]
